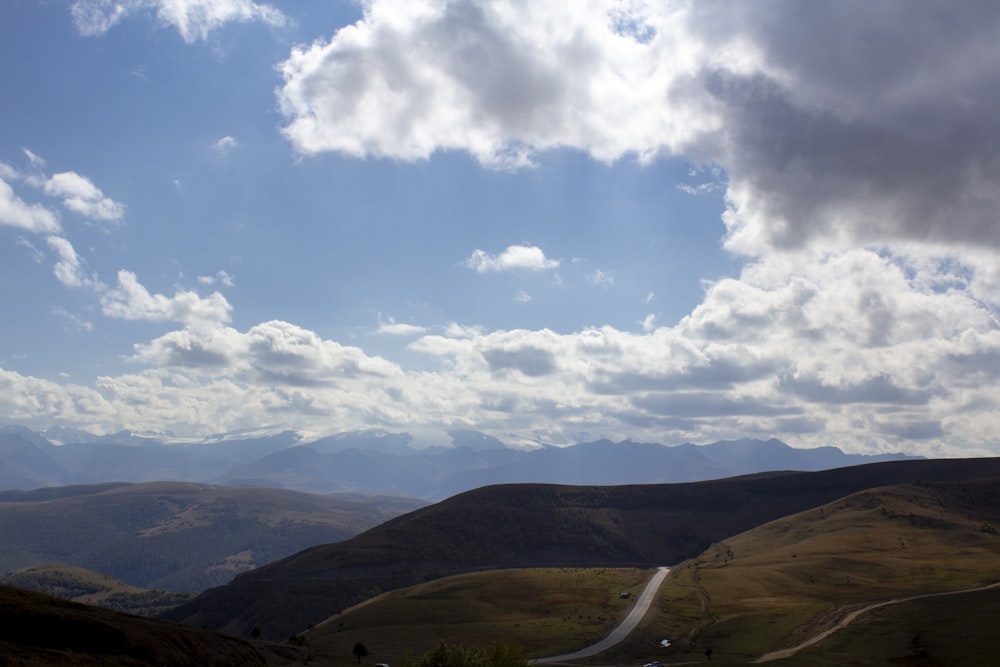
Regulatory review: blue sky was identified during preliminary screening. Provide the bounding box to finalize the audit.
[2,1,999,457]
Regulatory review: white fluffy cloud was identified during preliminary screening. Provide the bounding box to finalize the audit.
[71,0,288,42]
[44,171,125,223]
[277,0,1000,254]
[278,0,706,168]
[465,244,559,272]
[101,270,233,326]
[0,177,60,233]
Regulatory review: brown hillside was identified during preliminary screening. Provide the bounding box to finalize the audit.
[164,456,1000,641]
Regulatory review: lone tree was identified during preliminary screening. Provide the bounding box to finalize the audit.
[353,642,368,663]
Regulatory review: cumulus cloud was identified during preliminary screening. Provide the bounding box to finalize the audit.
[71,0,288,42]
[276,0,1000,253]
[465,244,559,272]
[44,172,125,223]
[101,270,232,326]
[0,178,61,233]
[131,320,403,391]
[46,236,102,289]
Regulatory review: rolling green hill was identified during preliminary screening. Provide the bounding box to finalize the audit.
[165,457,1000,641]
[0,481,424,591]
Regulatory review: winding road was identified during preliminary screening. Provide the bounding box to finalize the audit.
[534,566,671,664]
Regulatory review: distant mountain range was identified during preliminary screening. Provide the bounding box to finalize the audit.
[0,425,917,500]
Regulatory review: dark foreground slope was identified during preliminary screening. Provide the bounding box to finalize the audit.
[0,584,302,666]
[165,457,1000,640]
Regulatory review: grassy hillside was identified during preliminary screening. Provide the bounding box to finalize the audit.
[165,457,1000,641]
[292,478,1000,665]
[302,567,649,666]
[786,585,1000,665]
[0,584,304,666]
[1,563,194,616]
[0,481,424,591]
[622,478,1000,664]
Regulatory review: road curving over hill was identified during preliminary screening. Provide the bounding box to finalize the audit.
[534,566,670,664]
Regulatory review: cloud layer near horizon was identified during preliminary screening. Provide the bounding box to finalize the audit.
[3,245,998,455]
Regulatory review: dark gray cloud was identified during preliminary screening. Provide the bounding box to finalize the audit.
[482,346,557,377]
[876,419,945,441]
[632,391,800,418]
[779,372,936,406]
[689,1,1000,251]
[589,357,779,395]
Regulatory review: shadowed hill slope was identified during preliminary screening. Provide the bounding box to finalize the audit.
[0,481,424,591]
[0,584,302,666]
[164,456,1000,640]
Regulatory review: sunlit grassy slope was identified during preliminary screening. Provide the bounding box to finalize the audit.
[636,478,1000,664]
[302,567,650,666]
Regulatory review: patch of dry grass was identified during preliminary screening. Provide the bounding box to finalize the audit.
[303,567,650,666]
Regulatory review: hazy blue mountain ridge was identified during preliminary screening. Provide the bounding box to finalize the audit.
[0,425,916,500]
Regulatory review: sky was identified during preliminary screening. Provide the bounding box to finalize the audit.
[1,0,999,456]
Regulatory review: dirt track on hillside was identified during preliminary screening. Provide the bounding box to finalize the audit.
[754,580,1000,663]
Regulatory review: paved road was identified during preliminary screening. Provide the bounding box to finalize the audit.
[534,567,671,664]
